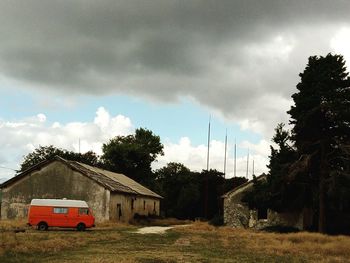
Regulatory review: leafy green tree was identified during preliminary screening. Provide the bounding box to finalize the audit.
[243,123,297,213]
[101,128,164,186]
[155,163,248,220]
[19,145,99,172]
[154,162,201,219]
[288,54,350,233]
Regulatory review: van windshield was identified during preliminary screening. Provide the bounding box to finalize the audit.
[79,208,89,215]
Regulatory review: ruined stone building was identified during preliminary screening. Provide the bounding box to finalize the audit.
[222,174,312,230]
[0,156,162,222]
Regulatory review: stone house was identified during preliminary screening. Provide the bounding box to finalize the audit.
[222,174,312,230]
[0,156,162,222]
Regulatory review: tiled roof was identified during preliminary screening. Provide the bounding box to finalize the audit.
[221,173,266,198]
[1,156,162,199]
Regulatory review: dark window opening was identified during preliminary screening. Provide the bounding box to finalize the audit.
[153,202,156,212]
[143,200,146,210]
[131,199,134,210]
[258,208,268,220]
[117,204,122,220]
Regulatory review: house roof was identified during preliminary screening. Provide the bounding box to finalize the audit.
[1,156,162,199]
[221,173,267,198]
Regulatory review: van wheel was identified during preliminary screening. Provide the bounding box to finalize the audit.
[38,222,48,231]
[77,223,86,231]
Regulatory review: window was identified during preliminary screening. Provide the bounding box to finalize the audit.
[79,208,89,215]
[53,207,68,214]
[131,199,134,210]
[258,208,268,220]
[143,200,146,210]
[153,202,156,212]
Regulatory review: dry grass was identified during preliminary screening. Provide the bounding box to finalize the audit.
[94,220,130,229]
[0,220,27,231]
[176,222,350,262]
[144,218,192,226]
[1,220,350,262]
[0,220,126,256]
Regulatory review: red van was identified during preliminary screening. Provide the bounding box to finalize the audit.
[28,199,95,231]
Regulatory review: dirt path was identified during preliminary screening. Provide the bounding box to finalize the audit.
[135,225,189,234]
[135,226,174,234]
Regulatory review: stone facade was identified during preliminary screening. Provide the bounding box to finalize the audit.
[222,175,312,230]
[109,193,160,222]
[0,158,161,223]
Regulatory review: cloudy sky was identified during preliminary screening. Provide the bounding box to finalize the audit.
[1,0,350,181]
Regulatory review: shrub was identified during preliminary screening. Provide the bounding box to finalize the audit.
[209,215,224,226]
[262,225,299,233]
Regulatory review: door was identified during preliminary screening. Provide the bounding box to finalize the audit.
[52,207,69,227]
[117,204,122,221]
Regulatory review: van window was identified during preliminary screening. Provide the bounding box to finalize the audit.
[53,207,68,214]
[79,208,89,215]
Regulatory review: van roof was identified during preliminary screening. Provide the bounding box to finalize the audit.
[30,199,89,208]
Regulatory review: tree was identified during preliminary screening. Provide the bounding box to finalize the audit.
[154,162,201,219]
[101,128,164,186]
[288,54,350,233]
[243,123,297,213]
[19,145,100,172]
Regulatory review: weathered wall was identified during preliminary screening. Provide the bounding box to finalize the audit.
[223,183,253,228]
[109,193,160,222]
[223,183,307,230]
[1,161,109,222]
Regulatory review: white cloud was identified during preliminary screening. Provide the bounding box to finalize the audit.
[37,113,46,122]
[155,137,269,179]
[331,27,350,68]
[0,107,133,179]
[0,108,270,181]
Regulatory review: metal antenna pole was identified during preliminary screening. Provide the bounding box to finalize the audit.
[252,159,255,176]
[234,139,237,178]
[223,129,227,178]
[246,148,249,179]
[206,115,211,171]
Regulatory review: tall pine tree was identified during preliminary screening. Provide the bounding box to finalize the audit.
[288,54,350,233]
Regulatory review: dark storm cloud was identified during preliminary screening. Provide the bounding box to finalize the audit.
[1,0,350,135]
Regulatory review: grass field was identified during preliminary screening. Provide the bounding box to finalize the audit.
[1,220,350,262]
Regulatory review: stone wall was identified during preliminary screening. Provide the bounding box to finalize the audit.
[223,181,307,230]
[109,193,160,222]
[1,161,109,222]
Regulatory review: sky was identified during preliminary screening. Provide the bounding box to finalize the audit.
[1,0,350,181]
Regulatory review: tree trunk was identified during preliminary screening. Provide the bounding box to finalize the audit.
[318,177,326,233]
[318,142,327,233]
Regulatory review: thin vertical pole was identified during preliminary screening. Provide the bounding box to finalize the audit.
[252,159,255,176]
[246,148,249,179]
[234,139,237,178]
[206,115,211,171]
[223,129,227,178]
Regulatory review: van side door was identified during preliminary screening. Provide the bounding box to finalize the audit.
[52,207,69,227]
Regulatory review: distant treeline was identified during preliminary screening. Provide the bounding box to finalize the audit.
[19,137,247,220]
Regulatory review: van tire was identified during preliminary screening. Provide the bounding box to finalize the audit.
[38,222,48,231]
[77,223,86,231]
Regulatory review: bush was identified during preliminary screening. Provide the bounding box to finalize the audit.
[209,215,224,226]
[262,225,299,233]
